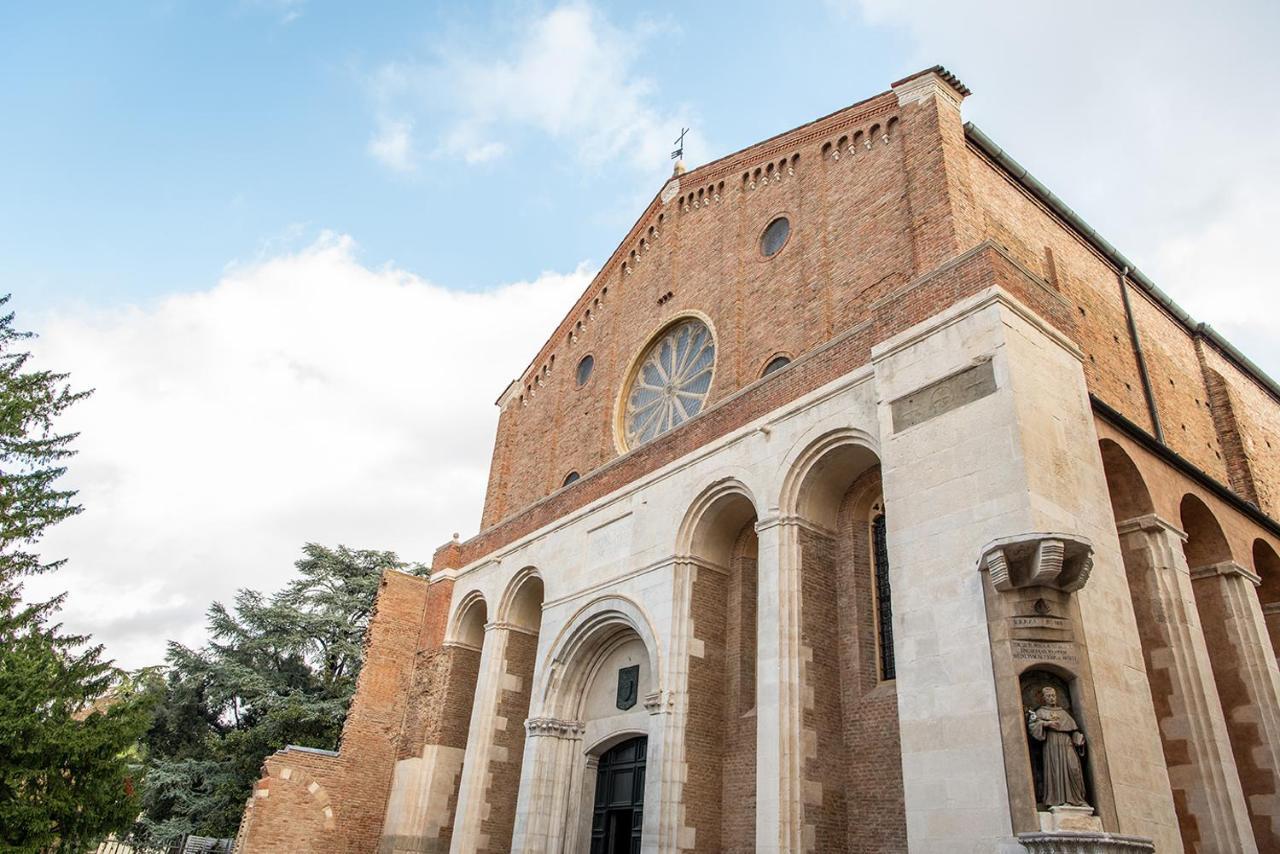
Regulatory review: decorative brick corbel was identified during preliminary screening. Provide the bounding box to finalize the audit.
[980,533,1094,593]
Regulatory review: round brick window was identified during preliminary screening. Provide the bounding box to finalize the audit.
[760,216,791,257]
[621,318,715,449]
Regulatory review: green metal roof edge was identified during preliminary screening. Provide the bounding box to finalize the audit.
[964,121,1280,404]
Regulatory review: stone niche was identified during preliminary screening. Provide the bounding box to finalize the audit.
[978,533,1123,845]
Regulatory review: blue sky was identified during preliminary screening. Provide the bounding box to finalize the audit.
[10,1,1280,667]
[5,2,910,310]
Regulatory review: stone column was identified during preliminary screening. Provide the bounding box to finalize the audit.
[449,622,510,854]
[1190,560,1280,847]
[1266,602,1280,662]
[509,717,584,853]
[753,516,805,853]
[1115,515,1257,852]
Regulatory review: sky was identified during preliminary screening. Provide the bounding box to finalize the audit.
[7,0,1280,668]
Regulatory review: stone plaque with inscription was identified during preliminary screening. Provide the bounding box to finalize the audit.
[891,359,996,432]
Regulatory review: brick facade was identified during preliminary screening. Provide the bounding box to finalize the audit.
[240,67,1280,853]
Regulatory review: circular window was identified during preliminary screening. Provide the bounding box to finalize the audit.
[562,471,580,487]
[622,317,715,448]
[576,354,594,387]
[760,216,791,257]
[762,355,791,377]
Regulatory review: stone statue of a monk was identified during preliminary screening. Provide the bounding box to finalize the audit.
[1027,686,1089,807]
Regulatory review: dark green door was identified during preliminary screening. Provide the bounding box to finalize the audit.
[590,736,646,854]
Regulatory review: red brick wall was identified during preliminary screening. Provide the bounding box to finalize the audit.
[966,141,1280,519]
[722,530,758,854]
[797,526,848,850]
[241,571,435,853]
[481,90,914,528]
[685,560,727,852]
[836,471,906,852]
[457,244,1068,569]
[683,522,758,852]
[1199,344,1280,518]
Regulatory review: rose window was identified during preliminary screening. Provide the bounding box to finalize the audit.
[622,318,716,448]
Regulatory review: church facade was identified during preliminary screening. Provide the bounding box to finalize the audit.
[235,68,1280,853]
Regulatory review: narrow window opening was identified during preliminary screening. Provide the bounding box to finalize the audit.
[873,512,895,680]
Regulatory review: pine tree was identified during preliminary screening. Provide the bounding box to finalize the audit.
[136,544,425,843]
[0,295,155,852]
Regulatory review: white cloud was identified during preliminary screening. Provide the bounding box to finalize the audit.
[366,3,701,178]
[841,0,1280,378]
[367,118,416,173]
[28,235,591,668]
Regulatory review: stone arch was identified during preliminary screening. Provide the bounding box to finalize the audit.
[777,427,902,851]
[676,476,761,853]
[1099,438,1155,521]
[537,595,662,720]
[780,426,880,528]
[1180,493,1234,569]
[584,727,649,758]
[498,566,544,631]
[676,476,760,567]
[448,589,488,648]
[514,596,662,854]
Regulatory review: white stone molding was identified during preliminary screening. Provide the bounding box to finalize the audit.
[980,533,1094,593]
[524,717,584,738]
[754,515,806,853]
[892,70,964,109]
[1188,559,1262,586]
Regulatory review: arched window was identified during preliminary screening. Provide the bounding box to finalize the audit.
[562,471,580,487]
[762,355,791,377]
[872,511,895,680]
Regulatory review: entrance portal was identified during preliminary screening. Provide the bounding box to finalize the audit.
[590,737,646,854]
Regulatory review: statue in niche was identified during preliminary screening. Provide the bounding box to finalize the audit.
[1025,681,1090,809]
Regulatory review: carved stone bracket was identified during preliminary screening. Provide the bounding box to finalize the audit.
[524,717,585,738]
[981,533,1094,593]
[1017,831,1154,853]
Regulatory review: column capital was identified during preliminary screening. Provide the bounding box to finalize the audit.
[1189,560,1262,587]
[754,513,834,538]
[1115,514,1187,541]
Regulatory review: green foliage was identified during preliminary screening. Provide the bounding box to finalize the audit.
[0,295,157,852]
[135,544,425,844]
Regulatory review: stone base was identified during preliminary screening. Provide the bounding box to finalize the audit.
[1037,805,1103,833]
[1018,831,1155,854]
